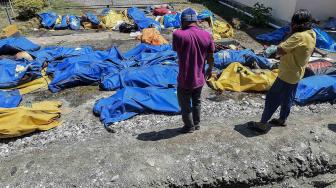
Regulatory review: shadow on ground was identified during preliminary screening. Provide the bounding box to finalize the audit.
[137,127,183,141]
[328,124,336,133]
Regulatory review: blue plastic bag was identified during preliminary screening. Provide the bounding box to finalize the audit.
[313,27,336,52]
[93,87,180,126]
[197,10,214,20]
[0,90,22,108]
[295,75,336,105]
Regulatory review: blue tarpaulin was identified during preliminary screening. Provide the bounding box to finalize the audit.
[39,12,58,29]
[0,59,42,88]
[48,47,123,92]
[127,7,161,30]
[69,15,81,30]
[0,90,22,108]
[100,64,178,91]
[93,87,179,126]
[124,43,173,59]
[197,10,214,20]
[163,13,181,28]
[214,49,273,70]
[295,75,336,105]
[31,46,94,63]
[324,18,336,31]
[86,12,100,25]
[54,15,69,30]
[0,37,40,55]
[256,26,336,52]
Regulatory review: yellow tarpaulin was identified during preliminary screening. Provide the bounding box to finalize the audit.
[213,20,234,41]
[137,28,168,45]
[0,101,62,138]
[1,70,51,95]
[100,10,127,29]
[208,63,278,92]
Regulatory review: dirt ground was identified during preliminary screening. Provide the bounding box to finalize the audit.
[1,1,336,188]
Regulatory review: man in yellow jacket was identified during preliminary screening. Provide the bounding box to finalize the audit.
[251,9,316,133]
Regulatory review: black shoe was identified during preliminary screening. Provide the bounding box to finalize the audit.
[248,121,271,133]
[195,125,200,130]
[180,126,195,134]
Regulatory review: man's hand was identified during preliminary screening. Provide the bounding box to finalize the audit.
[205,67,212,79]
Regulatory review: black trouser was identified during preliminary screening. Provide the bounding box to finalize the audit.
[177,86,202,128]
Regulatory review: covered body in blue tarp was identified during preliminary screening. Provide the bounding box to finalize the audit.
[93,87,179,126]
[86,12,100,26]
[214,49,273,70]
[0,90,22,108]
[47,47,123,92]
[0,59,42,88]
[127,7,161,30]
[39,12,58,29]
[295,75,336,105]
[0,37,40,55]
[31,46,94,63]
[163,13,181,28]
[100,64,178,91]
[123,43,172,59]
[256,26,336,52]
[54,15,69,30]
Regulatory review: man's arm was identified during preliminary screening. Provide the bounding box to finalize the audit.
[206,53,214,79]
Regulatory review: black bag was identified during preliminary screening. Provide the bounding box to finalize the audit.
[119,23,138,33]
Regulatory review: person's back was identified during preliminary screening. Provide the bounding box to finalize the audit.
[172,8,215,134]
[173,26,214,89]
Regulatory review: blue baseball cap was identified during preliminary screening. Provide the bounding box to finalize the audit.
[181,8,198,22]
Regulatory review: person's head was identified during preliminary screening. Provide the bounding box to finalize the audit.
[291,9,313,33]
[181,8,198,29]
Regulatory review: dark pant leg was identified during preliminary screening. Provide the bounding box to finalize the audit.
[191,86,203,125]
[279,83,298,121]
[177,87,194,127]
[260,78,285,123]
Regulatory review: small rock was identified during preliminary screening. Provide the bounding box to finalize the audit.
[111,175,119,182]
[10,166,17,176]
[203,177,209,182]
[146,160,155,167]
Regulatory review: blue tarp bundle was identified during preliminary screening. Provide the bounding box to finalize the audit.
[256,26,336,52]
[54,15,69,30]
[47,47,123,92]
[324,18,336,31]
[295,75,336,105]
[93,87,179,126]
[31,46,94,63]
[124,43,173,59]
[86,12,100,26]
[0,90,22,108]
[0,59,42,88]
[39,12,58,29]
[163,13,181,28]
[214,49,273,70]
[197,10,214,20]
[100,64,178,91]
[68,15,81,30]
[0,37,40,55]
[127,7,161,30]
[39,12,81,30]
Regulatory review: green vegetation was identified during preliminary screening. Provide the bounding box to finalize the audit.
[13,0,48,20]
[250,2,272,26]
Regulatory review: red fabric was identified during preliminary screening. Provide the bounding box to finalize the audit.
[153,8,170,16]
[308,60,334,70]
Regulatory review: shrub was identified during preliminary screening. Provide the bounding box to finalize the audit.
[13,0,48,20]
[250,2,272,27]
